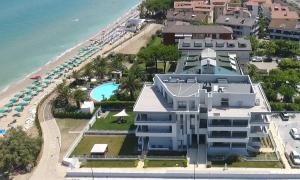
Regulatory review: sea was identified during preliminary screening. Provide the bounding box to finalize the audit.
[0,0,139,91]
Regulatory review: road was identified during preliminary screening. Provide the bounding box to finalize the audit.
[29,92,66,180]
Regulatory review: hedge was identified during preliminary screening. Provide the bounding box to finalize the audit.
[270,102,300,111]
[53,110,92,119]
[94,101,135,111]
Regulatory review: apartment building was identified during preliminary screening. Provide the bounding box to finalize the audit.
[162,21,233,45]
[134,74,271,155]
[175,48,242,75]
[215,15,259,38]
[269,19,300,41]
[174,1,214,23]
[177,37,252,69]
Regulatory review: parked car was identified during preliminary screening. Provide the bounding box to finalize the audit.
[251,56,263,62]
[290,151,300,165]
[280,112,289,121]
[290,128,300,140]
[263,56,273,62]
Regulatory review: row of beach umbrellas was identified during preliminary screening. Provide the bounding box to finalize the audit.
[0,35,102,116]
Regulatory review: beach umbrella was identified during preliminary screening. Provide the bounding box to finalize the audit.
[9,98,18,103]
[4,103,13,108]
[14,94,22,98]
[15,106,23,112]
[23,97,32,101]
[18,102,29,106]
[0,109,7,113]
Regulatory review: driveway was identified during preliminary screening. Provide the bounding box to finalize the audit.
[250,61,278,72]
[272,113,300,154]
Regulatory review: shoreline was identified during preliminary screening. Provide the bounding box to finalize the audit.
[0,2,140,107]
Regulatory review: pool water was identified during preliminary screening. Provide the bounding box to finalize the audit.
[90,83,119,101]
[0,129,6,135]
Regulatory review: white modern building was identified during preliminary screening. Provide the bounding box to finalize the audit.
[134,74,271,155]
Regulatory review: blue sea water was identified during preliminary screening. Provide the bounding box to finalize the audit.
[0,0,139,91]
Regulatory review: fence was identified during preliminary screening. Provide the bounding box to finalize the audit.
[63,108,100,159]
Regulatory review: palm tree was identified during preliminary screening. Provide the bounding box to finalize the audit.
[72,70,80,85]
[72,90,87,109]
[95,66,107,81]
[83,63,95,80]
[57,80,71,106]
[120,72,141,100]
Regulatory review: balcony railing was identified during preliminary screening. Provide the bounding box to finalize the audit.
[136,116,174,123]
[137,127,172,133]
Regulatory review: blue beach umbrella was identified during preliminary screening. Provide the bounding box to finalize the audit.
[0,109,7,113]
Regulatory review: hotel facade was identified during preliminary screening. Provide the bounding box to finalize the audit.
[134,74,271,155]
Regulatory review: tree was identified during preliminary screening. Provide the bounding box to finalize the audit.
[160,45,180,73]
[140,0,173,19]
[72,70,80,85]
[83,63,95,79]
[56,80,71,107]
[279,84,295,103]
[72,89,87,109]
[246,36,259,54]
[120,72,142,100]
[260,41,277,57]
[0,128,41,175]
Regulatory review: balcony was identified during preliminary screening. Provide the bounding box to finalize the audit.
[249,126,268,137]
[135,116,175,126]
[207,132,248,143]
[208,120,248,130]
[250,114,270,125]
[136,126,173,137]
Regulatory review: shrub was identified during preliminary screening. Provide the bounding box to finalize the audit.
[295,96,300,104]
[95,101,135,111]
[225,155,243,165]
[183,159,188,167]
[53,110,92,119]
[270,102,285,111]
[143,159,149,168]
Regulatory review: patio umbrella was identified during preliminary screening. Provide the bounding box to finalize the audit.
[9,98,18,103]
[4,103,13,108]
[15,106,23,112]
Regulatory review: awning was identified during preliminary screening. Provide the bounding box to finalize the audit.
[113,109,128,117]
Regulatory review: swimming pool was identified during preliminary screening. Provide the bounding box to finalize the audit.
[90,82,119,101]
[0,129,6,135]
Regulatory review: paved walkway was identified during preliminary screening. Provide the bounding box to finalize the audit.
[269,122,291,169]
[29,93,66,180]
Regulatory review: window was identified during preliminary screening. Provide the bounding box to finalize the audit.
[190,114,195,120]
[199,119,207,128]
[194,42,202,47]
[221,98,229,107]
[178,101,187,109]
[232,143,246,148]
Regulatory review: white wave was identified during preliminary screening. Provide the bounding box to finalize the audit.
[72,18,79,22]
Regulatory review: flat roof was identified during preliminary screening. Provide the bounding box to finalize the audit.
[162,22,233,34]
[216,15,257,27]
[134,85,172,112]
[166,9,208,23]
[208,83,271,118]
[269,19,300,32]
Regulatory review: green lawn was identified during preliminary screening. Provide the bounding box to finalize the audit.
[144,159,187,168]
[91,112,135,131]
[212,161,283,168]
[71,135,138,156]
[81,160,138,168]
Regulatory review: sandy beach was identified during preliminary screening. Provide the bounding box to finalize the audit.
[0,3,140,131]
